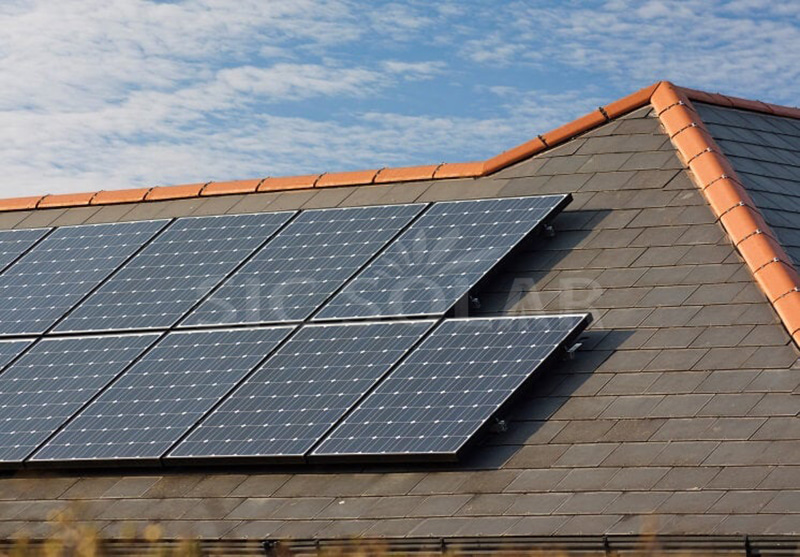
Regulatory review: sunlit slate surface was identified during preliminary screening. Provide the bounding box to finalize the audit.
[181,204,425,327]
[0,221,169,336]
[313,315,589,461]
[0,340,34,372]
[54,212,295,333]
[32,326,294,464]
[0,228,49,274]
[0,334,158,465]
[169,320,435,462]
[314,195,568,321]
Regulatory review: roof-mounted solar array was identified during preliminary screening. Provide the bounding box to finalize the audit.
[312,315,589,462]
[168,320,435,464]
[32,326,294,466]
[0,334,159,466]
[0,195,587,469]
[54,212,295,333]
[313,195,569,321]
[181,204,425,328]
[0,220,168,336]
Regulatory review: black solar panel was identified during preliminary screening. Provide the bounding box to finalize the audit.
[311,314,589,462]
[31,326,294,464]
[0,334,158,465]
[0,228,49,274]
[313,195,569,321]
[54,212,295,333]
[167,320,435,463]
[180,204,425,327]
[0,220,169,336]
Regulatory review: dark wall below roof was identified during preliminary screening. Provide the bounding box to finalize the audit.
[0,106,798,542]
[695,102,800,267]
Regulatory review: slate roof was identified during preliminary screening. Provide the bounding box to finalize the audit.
[0,82,797,551]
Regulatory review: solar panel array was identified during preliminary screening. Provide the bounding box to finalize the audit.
[0,334,159,464]
[0,220,169,336]
[32,327,294,464]
[55,212,295,333]
[312,315,588,461]
[0,195,587,468]
[314,195,568,321]
[181,204,425,327]
[168,320,435,463]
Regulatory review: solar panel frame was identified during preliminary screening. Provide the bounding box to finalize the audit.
[309,314,590,464]
[178,203,426,328]
[0,333,160,468]
[0,220,170,337]
[29,325,296,467]
[53,212,297,334]
[166,319,437,465]
[0,228,51,275]
[312,195,571,322]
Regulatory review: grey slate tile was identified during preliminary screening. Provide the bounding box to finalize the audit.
[407,495,472,517]
[708,466,772,490]
[555,492,620,515]
[503,493,570,516]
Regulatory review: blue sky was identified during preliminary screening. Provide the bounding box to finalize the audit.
[1,0,798,196]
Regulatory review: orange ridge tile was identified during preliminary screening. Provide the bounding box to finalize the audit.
[650,82,686,115]
[482,137,547,176]
[38,192,98,209]
[316,169,381,188]
[720,95,775,114]
[659,107,701,138]
[703,178,756,220]
[540,110,608,149]
[737,232,790,271]
[754,261,800,304]
[0,195,46,211]
[603,82,661,119]
[767,104,800,119]
[689,151,737,187]
[202,179,264,196]
[373,165,440,184]
[433,162,484,179]
[91,188,152,205]
[679,87,735,107]
[719,204,773,246]
[258,174,321,192]
[773,291,800,336]
[145,183,208,202]
[671,125,718,162]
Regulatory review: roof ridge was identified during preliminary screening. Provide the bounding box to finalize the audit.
[652,81,800,347]
[1,81,797,213]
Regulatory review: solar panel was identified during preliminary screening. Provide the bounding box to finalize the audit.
[0,334,158,465]
[53,212,295,333]
[313,195,569,321]
[0,220,169,336]
[0,340,34,372]
[0,228,50,274]
[31,326,294,465]
[167,320,436,464]
[311,314,589,462]
[180,204,425,327]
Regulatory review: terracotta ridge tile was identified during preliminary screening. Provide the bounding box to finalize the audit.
[432,161,484,179]
[91,187,153,205]
[145,182,209,202]
[258,174,321,192]
[0,195,47,211]
[373,164,439,183]
[315,169,381,188]
[202,178,265,196]
[654,81,800,348]
[38,192,97,209]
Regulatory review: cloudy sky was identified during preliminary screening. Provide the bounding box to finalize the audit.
[1,0,798,196]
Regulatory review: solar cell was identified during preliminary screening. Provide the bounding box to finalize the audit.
[0,334,158,465]
[167,320,435,464]
[180,204,425,327]
[31,326,294,464]
[54,212,295,333]
[0,228,50,274]
[313,195,569,321]
[311,314,589,462]
[0,220,169,336]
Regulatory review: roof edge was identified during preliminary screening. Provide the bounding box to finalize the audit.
[652,81,800,348]
[2,81,797,213]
